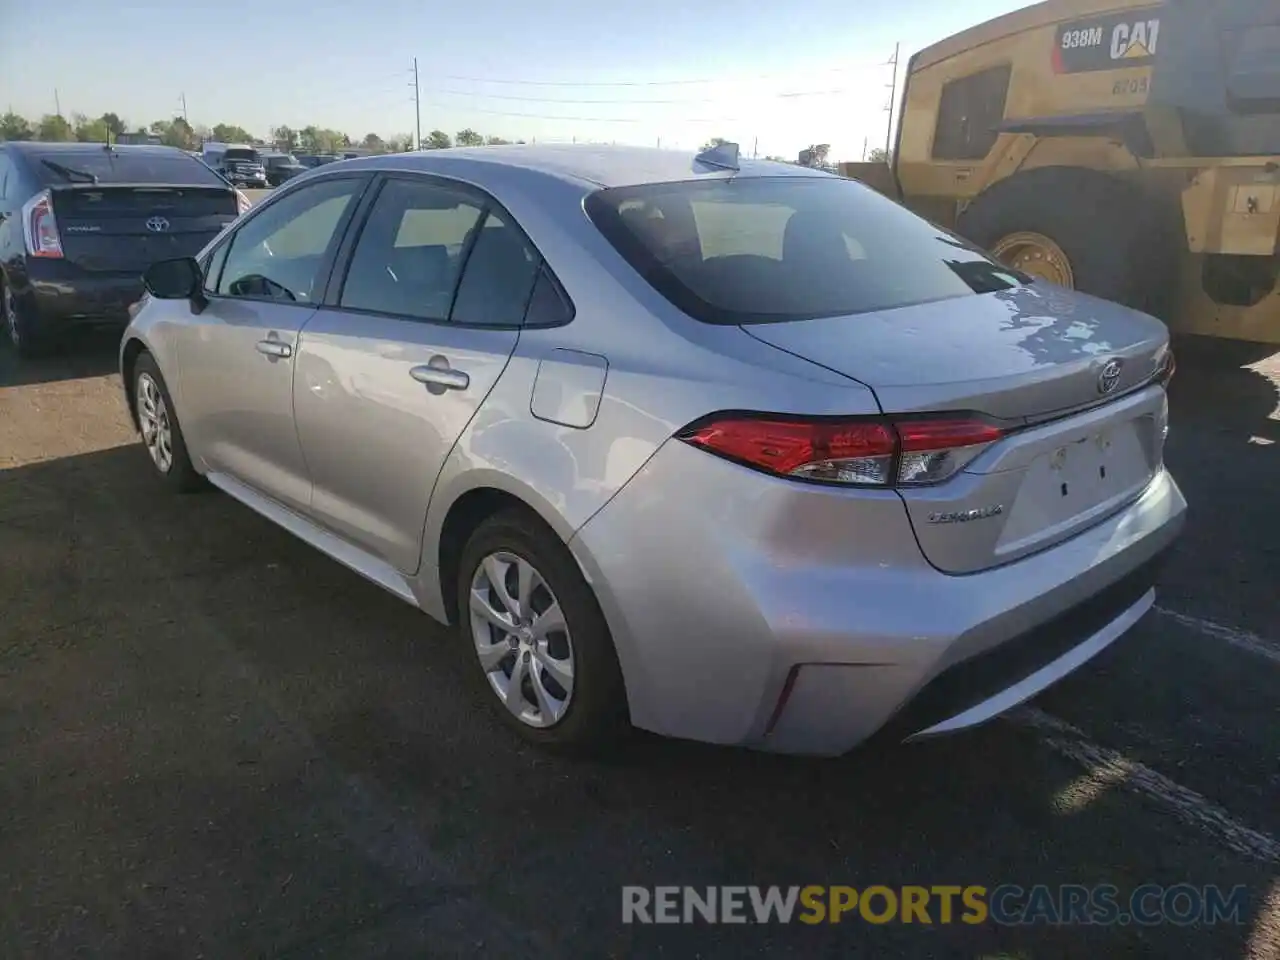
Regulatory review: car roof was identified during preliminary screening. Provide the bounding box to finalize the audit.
[5,141,189,158]
[335,143,831,190]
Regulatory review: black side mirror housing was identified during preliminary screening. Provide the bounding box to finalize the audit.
[144,257,203,300]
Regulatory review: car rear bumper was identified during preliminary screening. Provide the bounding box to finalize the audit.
[23,260,145,329]
[569,439,1186,757]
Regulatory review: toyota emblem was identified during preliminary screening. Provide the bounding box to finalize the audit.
[145,217,170,233]
[1097,358,1124,395]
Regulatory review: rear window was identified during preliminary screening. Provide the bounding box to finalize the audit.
[224,149,259,161]
[585,176,1024,324]
[34,150,227,187]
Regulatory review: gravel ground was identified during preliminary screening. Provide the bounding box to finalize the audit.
[0,333,1277,959]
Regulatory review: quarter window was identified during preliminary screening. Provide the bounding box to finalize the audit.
[340,178,485,321]
[449,209,541,327]
[932,65,1013,161]
[217,177,360,303]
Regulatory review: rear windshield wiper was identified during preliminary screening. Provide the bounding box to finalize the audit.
[41,159,100,184]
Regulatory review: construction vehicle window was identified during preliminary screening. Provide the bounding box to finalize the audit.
[932,65,1013,161]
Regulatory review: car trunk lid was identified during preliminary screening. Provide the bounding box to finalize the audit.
[51,184,238,273]
[744,283,1172,572]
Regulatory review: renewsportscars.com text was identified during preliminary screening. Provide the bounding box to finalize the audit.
[621,884,1248,926]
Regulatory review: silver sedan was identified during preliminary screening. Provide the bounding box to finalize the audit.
[120,144,1186,755]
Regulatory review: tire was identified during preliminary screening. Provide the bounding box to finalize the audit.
[2,276,58,358]
[456,509,629,753]
[132,352,204,493]
[956,167,1180,319]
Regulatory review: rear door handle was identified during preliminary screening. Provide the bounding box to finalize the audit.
[256,338,292,359]
[410,364,469,391]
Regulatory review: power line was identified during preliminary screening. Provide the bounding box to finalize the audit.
[426,102,758,124]
[418,61,892,88]
[428,86,858,106]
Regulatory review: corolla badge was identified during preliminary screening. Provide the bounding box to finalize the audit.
[927,504,1004,525]
[1097,358,1124,395]
[145,217,170,233]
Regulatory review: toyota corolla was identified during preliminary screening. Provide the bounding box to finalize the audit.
[118,143,1185,755]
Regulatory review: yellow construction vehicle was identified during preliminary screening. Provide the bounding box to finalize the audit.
[841,0,1280,344]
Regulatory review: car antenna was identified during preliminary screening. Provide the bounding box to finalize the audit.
[694,141,740,172]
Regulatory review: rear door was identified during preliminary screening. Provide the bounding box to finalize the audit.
[176,174,369,512]
[292,173,537,573]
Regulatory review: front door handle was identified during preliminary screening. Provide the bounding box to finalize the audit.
[256,338,292,359]
[410,363,469,391]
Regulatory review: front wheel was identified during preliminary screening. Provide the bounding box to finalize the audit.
[133,353,204,493]
[457,510,629,752]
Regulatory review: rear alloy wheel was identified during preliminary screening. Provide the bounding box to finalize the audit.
[3,283,19,348]
[132,353,204,493]
[457,510,629,752]
[2,281,55,358]
[469,552,576,728]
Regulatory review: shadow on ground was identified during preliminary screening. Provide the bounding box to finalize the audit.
[0,331,121,389]
[1,441,1275,959]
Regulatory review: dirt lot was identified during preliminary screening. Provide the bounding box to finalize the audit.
[1,335,1278,959]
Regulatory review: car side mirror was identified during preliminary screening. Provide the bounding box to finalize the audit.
[144,257,203,300]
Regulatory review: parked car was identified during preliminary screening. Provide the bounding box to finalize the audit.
[119,144,1185,755]
[201,143,268,189]
[0,141,249,356]
[262,152,308,187]
[296,154,339,169]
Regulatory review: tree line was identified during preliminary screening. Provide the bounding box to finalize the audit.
[0,110,523,155]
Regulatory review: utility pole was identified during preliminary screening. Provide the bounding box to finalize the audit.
[180,92,188,125]
[411,57,422,150]
[884,42,900,160]
[862,136,868,161]
[54,88,62,117]
[752,136,758,159]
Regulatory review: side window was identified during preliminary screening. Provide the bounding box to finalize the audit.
[523,265,575,327]
[450,208,541,327]
[217,177,359,303]
[340,177,485,321]
[932,65,1013,161]
[0,155,11,202]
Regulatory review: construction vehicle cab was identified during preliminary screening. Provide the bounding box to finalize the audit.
[842,0,1280,344]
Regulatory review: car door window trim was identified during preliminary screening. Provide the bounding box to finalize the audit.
[323,170,575,331]
[204,173,372,310]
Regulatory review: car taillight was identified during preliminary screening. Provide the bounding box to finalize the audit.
[21,190,64,259]
[235,189,252,215]
[1158,347,1176,387]
[678,414,1004,487]
[896,419,1004,485]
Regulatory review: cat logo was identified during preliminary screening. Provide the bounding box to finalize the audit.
[1110,18,1161,61]
[1054,7,1164,74]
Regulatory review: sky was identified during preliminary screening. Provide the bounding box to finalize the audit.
[0,0,1023,162]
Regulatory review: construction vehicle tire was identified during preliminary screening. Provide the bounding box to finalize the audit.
[957,167,1180,319]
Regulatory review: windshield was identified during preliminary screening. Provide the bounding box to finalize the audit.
[585,176,1024,325]
[224,149,260,162]
[266,155,298,167]
[34,150,228,186]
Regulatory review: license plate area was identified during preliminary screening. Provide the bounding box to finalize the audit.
[995,417,1155,557]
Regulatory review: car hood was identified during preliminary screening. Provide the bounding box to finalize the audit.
[742,283,1171,421]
